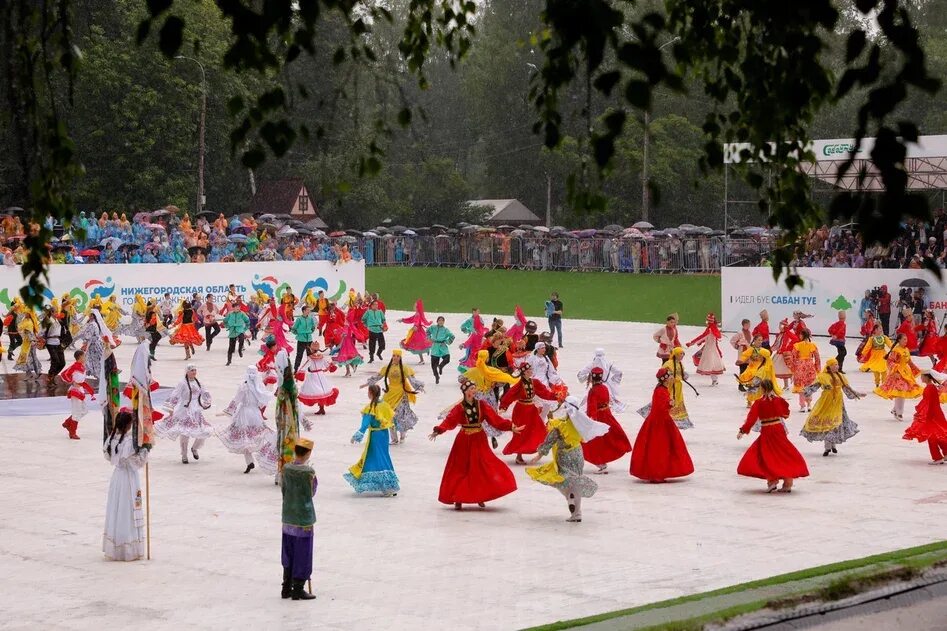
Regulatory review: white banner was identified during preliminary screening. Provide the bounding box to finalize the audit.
[0,260,365,311]
[721,267,947,337]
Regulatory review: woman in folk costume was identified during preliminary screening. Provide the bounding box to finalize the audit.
[103,410,149,561]
[771,319,798,389]
[875,332,923,421]
[653,313,681,362]
[120,295,148,342]
[527,396,610,522]
[505,305,529,345]
[740,348,784,410]
[361,350,425,444]
[661,347,694,430]
[858,323,891,386]
[218,366,279,474]
[790,329,821,412]
[896,307,919,354]
[737,379,809,493]
[799,358,863,457]
[528,342,568,401]
[429,378,523,510]
[399,299,433,363]
[296,343,339,415]
[101,296,127,334]
[577,348,626,412]
[169,300,204,360]
[685,312,725,386]
[60,350,95,440]
[582,367,632,473]
[77,306,118,380]
[903,369,947,464]
[458,308,486,371]
[157,364,214,464]
[322,302,346,349]
[499,361,555,464]
[332,316,365,377]
[630,367,695,483]
[917,309,939,360]
[257,337,280,386]
[261,298,293,354]
[273,348,304,485]
[343,384,400,496]
[13,306,42,379]
[279,290,298,323]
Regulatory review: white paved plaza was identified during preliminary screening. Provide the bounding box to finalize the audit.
[2,311,947,631]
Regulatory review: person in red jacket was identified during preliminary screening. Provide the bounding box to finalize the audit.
[828,311,847,373]
[429,379,523,510]
[499,363,555,464]
[903,370,947,464]
[60,350,95,440]
[322,302,346,348]
[582,367,632,474]
[630,367,694,482]
[737,379,809,493]
[752,309,771,350]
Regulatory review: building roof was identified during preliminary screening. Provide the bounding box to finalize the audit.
[467,199,542,224]
[248,178,308,215]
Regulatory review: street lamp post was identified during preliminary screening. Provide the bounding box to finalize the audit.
[175,55,207,213]
[641,37,679,224]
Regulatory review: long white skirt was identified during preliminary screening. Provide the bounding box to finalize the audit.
[695,341,726,375]
[103,463,145,561]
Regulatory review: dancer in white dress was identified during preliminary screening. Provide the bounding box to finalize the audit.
[528,342,566,394]
[577,348,627,412]
[157,364,214,464]
[685,313,726,386]
[296,344,340,415]
[217,366,279,474]
[103,409,149,561]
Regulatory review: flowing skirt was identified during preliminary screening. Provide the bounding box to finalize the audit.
[170,323,204,346]
[155,403,214,440]
[102,465,145,561]
[437,430,517,504]
[343,431,400,494]
[630,416,694,481]
[582,409,632,466]
[298,371,339,408]
[502,402,548,455]
[738,424,810,480]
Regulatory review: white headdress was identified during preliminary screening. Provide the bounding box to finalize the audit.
[244,366,274,406]
[561,396,610,442]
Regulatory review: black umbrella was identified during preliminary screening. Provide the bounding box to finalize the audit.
[188,246,207,255]
[900,278,930,288]
[345,229,363,236]
[389,225,408,233]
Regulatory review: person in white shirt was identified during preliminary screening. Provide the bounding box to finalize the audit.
[160,293,175,327]
[197,295,221,351]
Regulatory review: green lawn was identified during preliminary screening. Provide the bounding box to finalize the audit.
[366,268,721,326]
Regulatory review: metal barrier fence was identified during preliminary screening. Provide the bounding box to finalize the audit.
[359,235,773,272]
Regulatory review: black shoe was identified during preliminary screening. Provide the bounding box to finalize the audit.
[191,448,199,461]
[226,359,232,366]
[832,447,838,454]
[435,374,440,384]
[491,437,499,449]
[291,580,316,601]
[281,568,292,599]
[238,350,243,357]
[823,450,830,457]
[244,462,255,474]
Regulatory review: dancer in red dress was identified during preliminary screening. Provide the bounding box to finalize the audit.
[582,367,632,474]
[169,301,204,360]
[60,351,94,440]
[737,379,809,493]
[752,309,771,350]
[322,302,346,348]
[428,379,523,510]
[903,370,947,464]
[917,310,939,360]
[630,368,694,482]
[499,363,555,464]
[896,308,919,354]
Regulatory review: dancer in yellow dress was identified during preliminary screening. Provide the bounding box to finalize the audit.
[13,306,42,379]
[874,332,922,421]
[790,330,821,412]
[360,349,425,444]
[736,335,767,407]
[799,358,863,456]
[661,347,693,429]
[858,323,891,387]
[740,348,782,408]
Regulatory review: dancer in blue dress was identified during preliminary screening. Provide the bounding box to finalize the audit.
[343,384,400,496]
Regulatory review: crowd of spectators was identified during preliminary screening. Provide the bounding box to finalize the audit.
[793,209,947,269]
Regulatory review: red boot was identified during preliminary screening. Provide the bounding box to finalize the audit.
[65,418,80,440]
[62,417,73,438]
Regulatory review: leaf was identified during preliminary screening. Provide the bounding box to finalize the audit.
[398,108,412,126]
[158,16,184,58]
[146,0,172,16]
[845,30,866,62]
[227,96,244,116]
[897,121,918,143]
[242,147,266,169]
[593,71,621,97]
[136,19,152,45]
[624,80,651,110]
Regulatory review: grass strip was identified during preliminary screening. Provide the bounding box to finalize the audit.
[523,540,947,631]
[366,268,721,326]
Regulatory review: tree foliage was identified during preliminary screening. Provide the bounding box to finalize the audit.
[0,0,944,304]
